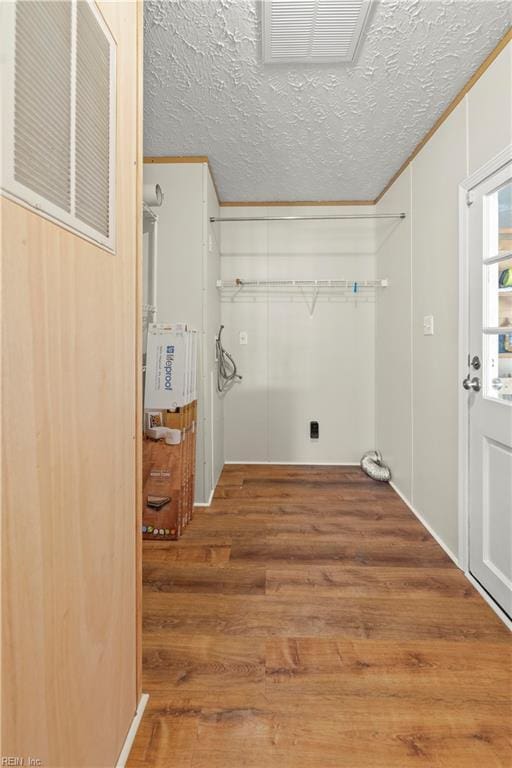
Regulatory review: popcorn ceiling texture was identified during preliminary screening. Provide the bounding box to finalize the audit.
[144,0,511,201]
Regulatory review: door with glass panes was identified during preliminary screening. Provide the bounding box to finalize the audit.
[466,163,512,618]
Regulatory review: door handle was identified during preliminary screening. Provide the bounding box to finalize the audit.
[463,375,481,392]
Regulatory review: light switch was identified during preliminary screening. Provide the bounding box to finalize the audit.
[239,331,248,345]
[423,315,434,336]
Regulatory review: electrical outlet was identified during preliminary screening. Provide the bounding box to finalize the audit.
[423,315,434,336]
[239,331,248,345]
[310,421,319,439]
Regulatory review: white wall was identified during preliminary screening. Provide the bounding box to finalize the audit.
[375,170,413,500]
[206,173,225,492]
[143,162,223,504]
[220,206,377,463]
[411,102,467,556]
[142,43,511,513]
[375,42,512,559]
[145,164,204,324]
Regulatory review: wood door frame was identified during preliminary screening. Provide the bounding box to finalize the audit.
[458,143,512,629]
[135,0,144,702]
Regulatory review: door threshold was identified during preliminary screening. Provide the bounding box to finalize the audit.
[466,572,512,631]
[116,693,149,767]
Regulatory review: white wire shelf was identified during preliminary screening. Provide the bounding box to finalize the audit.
[216,278,388,289]
[216,278,388,316]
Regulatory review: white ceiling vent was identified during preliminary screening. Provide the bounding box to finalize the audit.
[262,0,374,64]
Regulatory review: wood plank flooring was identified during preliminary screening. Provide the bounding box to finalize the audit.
[127,465,511,768]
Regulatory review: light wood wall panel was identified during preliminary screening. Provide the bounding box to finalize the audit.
[1,2,141,766]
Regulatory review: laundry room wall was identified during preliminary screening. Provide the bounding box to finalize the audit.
[143,160,223,504]
[220,206,377,463]
[375,40,512,560]
[206,172,225,492]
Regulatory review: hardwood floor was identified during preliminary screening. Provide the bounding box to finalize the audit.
[128,465,511,768]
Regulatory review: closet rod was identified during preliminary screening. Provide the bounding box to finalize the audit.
[210,213,406,223]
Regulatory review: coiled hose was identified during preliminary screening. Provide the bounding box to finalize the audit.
[360,450,391,482]
[216,325,242,393]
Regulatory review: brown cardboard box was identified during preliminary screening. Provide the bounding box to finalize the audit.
[184,425,193,523]
[187,420,196,521]
[143,401,198,540]
[142,436,183,540]
[163,403,197,527]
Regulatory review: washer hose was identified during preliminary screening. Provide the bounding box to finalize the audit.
[216,325,242,393]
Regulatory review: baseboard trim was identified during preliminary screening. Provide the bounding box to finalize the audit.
[389,481,459,567]
[194,487,215,508]
[224,461,359,466]
[390,482,512,630]
[465,573,512,631]
[116,693,149,768]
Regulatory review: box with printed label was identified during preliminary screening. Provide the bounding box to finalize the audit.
[142,436,183,540]
[145,323,192,410]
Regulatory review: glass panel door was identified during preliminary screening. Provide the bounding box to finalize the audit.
[484,181,512,402]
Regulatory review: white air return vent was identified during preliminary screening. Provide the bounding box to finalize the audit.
[75,1,112,239]
[13,1,72,213]
[1,0,116,250]
[262,0,374,64]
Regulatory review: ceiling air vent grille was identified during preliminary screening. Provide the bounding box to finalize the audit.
[262,0,373,64]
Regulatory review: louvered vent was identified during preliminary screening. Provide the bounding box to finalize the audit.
[75,1,111,238]
[1,0,115,250]
[262,0,373,64]
[14,2,72,212]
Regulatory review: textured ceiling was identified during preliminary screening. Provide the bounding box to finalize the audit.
[144,0,511,201]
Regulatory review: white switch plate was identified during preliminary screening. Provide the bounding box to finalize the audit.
[423,315,434,335]
[239,331,248,345]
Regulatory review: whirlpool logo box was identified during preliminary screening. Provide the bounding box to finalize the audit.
[144,323,196,410]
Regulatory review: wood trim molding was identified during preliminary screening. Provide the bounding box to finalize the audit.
[143,29,511,208]
[375,26,512,203]
[135,0,144,704]
[144,158,372,206]
[220,199,374,207]
[144,155,222,203]
[144,155,208,164]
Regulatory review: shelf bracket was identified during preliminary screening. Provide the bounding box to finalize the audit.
[300,285,320,317]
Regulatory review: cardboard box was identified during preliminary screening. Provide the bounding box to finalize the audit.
[142,400,198,540]
[145,323,196,410]
[142,436,183,540]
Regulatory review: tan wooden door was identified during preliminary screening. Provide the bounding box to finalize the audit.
[1,2,142,765]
